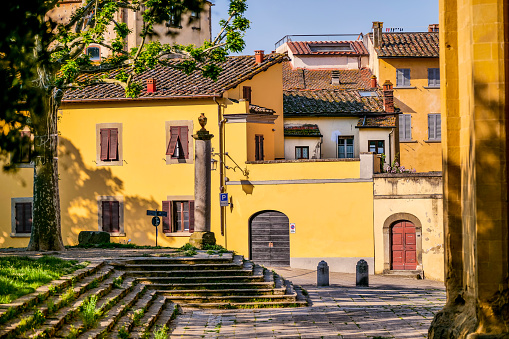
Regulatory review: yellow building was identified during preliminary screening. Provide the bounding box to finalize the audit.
[365,23,442,172]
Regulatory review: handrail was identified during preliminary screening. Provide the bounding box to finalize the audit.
[275,33,363,49]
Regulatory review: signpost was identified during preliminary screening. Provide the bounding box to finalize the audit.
[290,223,296,234]
[146,209,167,247]
[220,193,229,207]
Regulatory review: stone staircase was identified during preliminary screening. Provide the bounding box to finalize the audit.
[0,252,306,338]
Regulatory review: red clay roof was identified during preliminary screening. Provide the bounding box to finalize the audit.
[284,124,322,137]
[370,32,439,58]
[356,116,396,128]
[287,40,368,56]
[63,54,287,101]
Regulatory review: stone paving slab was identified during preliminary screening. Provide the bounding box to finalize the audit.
[169,267,445,338]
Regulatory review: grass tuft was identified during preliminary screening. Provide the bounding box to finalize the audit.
[80,295,102,329]
[153,325,169,339]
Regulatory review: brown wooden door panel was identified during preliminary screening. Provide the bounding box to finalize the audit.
[250,211,290,267]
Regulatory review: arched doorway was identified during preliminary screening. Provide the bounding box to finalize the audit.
[390,220,417,270]
[249,210,290,266]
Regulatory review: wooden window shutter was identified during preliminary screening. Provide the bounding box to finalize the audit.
[255,135,260,160]
[243,86,252,103]
[100,129,109,161]
[179,126,189,158]
[436,114,441,139]
[162,201,171,232]
[404,69,410,86]
[396,69,402,86]
[15,203,24,233]
[23,203,32,233]
[405,115,411,140]
[189,200,195,233]
[260,135,264,160]
[111,201,120,233]
[167,126,180,155]
[109,129,118,160]
[102,201,111,232]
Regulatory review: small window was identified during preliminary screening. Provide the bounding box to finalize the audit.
[100,128,119,161]
[167,5,182,28]
[396,69,411,87]
[167,126,189,159]
[162,200,195,233]
[295,146,309,159]
[368,140,385,154]
[428,114,441,141]
[101,201,120,233]
[428,68,440,87]
[13,130,32,164]
[86,47,100,61]
[15,202,32,234]
[255,135,264,161]
[242,86,252,103]
[399,114,412,141]
[338,136,354,158]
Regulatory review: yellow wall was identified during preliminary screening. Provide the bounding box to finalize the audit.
[377,58,442,172]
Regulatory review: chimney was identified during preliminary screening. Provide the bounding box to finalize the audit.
[331,70,340,85]
[255,50,264,64]
[370,75,377,88]
[383,80,394,113]
[372,21,383,48]
[147,78,156,93]
[428,24,439,32]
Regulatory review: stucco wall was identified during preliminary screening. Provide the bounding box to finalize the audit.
[284,137,321,160]
[373,173,444,281]
[358,128,394,165]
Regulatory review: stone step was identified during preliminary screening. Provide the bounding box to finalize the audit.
[54,276,135,338]
[24,270,124,339]
[113,254,235,266]
[149,302,179,339]
[136,274,265,285]
[107,289,158,339]
[179,300,309,309]
[76,283,146,339]
[124,268,254,278]
[0,265,115,339]
[163,293,299,304]
[129,295,167,339]
[148,281,275,290]
[158,287,287,297]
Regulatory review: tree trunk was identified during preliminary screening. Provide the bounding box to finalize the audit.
[27,84,64,251]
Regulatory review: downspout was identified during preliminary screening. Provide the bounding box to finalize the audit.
[213,97,226,240]
[388,128,393,166]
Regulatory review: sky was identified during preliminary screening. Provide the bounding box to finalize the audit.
[210,0,439,55]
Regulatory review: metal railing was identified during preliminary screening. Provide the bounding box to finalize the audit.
[275,33,363,50]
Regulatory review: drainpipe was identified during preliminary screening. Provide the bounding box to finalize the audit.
[213,97,226,239]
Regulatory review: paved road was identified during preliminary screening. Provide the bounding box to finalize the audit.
[169,268,445,339]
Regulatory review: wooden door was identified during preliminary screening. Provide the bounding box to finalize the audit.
[250,211,290,266]
[391,221,417,270]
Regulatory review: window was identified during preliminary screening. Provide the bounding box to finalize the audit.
[242,86,252,103]
[369,140,385,154]
[428,68,440,87]
[12,200,32,236]
[86,47,100,61]
[13,130,32,164]
[338,136,354,158]
[396,68,411,87]
[255,135,264,161]
[166,121,193,165]
[166,5,182,28]
[98,196,124,235]
[428,114,442,141]
[295,146,309,159]
[96,123,122,166]
[190,10,201,30]
[162,200,195,233]
[399,114,412,141]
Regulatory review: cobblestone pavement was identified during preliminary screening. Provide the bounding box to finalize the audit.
[169,268,446,339]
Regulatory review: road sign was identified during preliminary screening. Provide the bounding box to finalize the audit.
[290,223,296,234]
[147,210,167,217]
[152,216,160,227]
[220,193,229,207]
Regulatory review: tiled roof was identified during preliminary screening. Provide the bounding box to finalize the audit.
[287,40,368,56]
[283,62,373,90]
[63,54,287,101]
[249,104,275,114]
[371,32,439,58]
[284,124,322,137]
[356,116,396,128]
[284,89,384,116]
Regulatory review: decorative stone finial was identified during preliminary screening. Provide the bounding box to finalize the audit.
[198,113,207,131]
[193,113,214,140]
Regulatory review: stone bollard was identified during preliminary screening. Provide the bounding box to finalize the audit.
[356,259,369,287]
[317,260,329,286]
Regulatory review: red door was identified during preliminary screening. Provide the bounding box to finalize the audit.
[391,221,417,270]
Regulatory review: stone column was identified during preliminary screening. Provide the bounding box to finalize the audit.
[189,113,216,249]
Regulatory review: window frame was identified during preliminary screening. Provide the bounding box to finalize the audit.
[166,120,193,165]
[242,86,252,103]
[295,146,309,160]
[86,46,101,62]
[96,123,123,166]
[255,134,264,161]
[162,196,195,236]
[396,68,411,87]
[428,113,442,141]
[12,130,34,168]
[11,197,33,237]
[427,68,440,87]
[166,5,182,28]
[337,136,354,159]
[368,140,385,155]
[399,114,413,141]
[97,196,125,236]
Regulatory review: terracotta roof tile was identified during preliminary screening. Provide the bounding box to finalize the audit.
[283,62,373,90]
[371,32,439,58]
[249,104,275,114]
[63,54,287,101]
[287,40,368,56]
[284,124,322,137]
[284,89,384,116]
[356,116,396,128]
